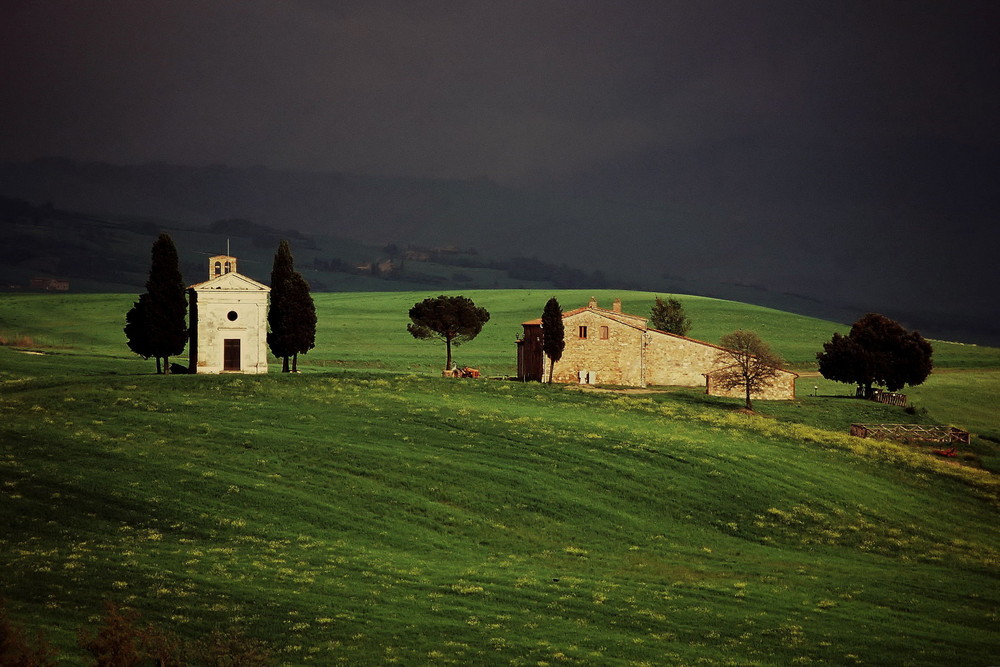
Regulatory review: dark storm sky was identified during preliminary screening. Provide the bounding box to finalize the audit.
[2,1,998,336]
[3,1,997,182]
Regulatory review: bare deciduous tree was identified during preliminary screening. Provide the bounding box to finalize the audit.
[713,330,783,411]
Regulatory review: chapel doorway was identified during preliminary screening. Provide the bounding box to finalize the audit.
[223,339,241,371]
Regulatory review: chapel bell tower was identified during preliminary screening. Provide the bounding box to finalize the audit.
[209,255,238,278]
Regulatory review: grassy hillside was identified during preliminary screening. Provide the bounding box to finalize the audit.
[1,292,999,664]
[2,289,998,401]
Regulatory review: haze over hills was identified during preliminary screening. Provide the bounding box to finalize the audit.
[1,157,997,346]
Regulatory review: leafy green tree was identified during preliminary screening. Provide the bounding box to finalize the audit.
[713,330,784,411]
[407,295,490,369]
[125,234,187,373]
[817,313,933,397]
[268,240,317,373]
[649,296,691,336]
[541,297,565,383]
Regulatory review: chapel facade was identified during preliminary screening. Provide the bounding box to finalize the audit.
[187,255,270,374]
[516,297,797,400]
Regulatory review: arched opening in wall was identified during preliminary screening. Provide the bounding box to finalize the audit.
[224,262,232,274]
[214,262,222,276]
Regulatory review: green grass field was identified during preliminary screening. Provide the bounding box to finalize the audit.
[1,291,998,665]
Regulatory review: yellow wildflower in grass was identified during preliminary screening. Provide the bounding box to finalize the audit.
[451,582,485,595]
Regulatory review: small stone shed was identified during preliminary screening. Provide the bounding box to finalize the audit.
[187,255,270,374]
[704,365,798,401]
[516,297,797,399]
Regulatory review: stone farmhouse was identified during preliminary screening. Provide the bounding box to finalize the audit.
[187,255,270,374]
[516,297,797,400]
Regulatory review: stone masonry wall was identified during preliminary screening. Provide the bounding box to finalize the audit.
[706,370,797,401]
[551,311,645,385]
[194,289,269,374]
[644,331,724,386]
[544,305,797,399]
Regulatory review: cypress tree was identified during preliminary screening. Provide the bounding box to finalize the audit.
[123,293,155,366]
[541,297,565,383]
[268,240,316,373]
[288,271,317,372]
[268,241,295,372]
[126,234,187,373]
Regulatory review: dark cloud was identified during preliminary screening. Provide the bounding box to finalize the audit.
[4,1,994,180]
[1,1,998,337]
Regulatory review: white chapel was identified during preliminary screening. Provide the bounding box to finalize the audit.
[187,255,270,374]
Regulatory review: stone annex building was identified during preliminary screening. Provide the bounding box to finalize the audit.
[516,297,797,400]
[187,255,270,374]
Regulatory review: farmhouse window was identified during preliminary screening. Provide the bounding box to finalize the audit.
[600,326,609,339]
[579,326,588,339]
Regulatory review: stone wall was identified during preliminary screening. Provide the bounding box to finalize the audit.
[542,305,796,400]
[705,369,797,401]
[644,331,724,386]
[551,310,645,385]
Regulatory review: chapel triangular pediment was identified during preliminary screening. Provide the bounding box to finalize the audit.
[189,271,269,292]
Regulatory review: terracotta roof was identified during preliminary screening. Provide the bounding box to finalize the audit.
[521,306,588,326]
[647,326,731,352]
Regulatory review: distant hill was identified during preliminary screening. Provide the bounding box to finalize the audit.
[0,195,609,294]
[2,157,997,345]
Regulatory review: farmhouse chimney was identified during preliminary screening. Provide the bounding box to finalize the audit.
[588,296,598,308]
[612,298,622,313]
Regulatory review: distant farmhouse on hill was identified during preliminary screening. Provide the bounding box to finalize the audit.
[187,254,270,374]
[516,297,797,400]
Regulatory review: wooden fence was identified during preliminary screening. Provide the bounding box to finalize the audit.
[849,423,970,445]
[870,390,907,407]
